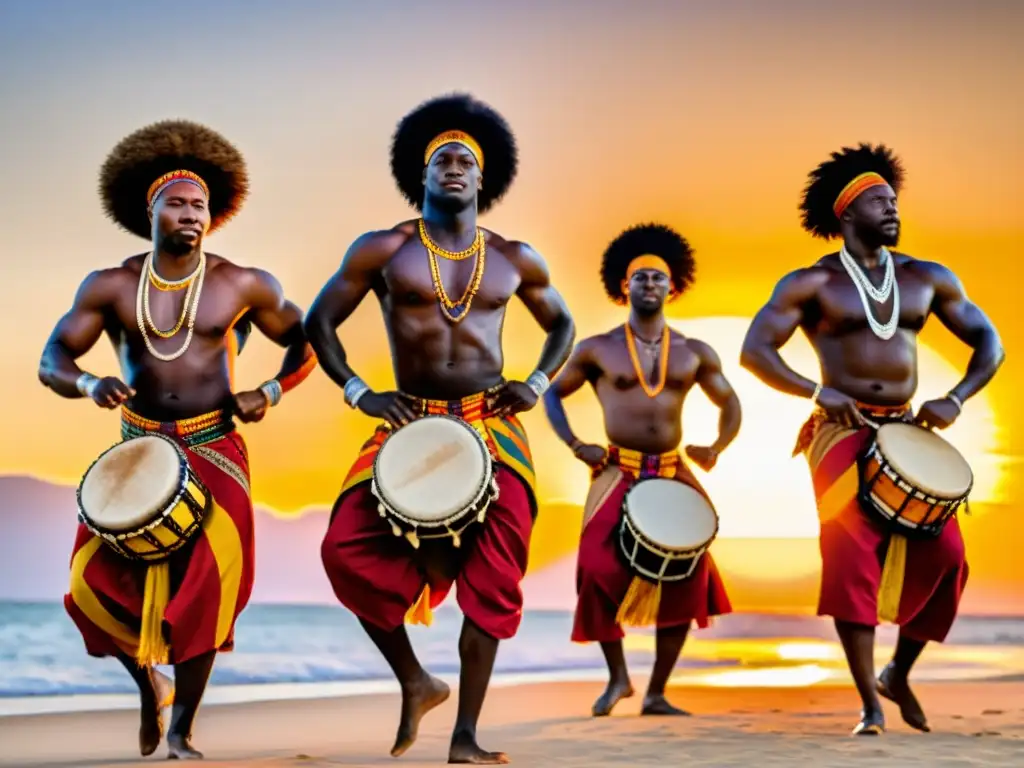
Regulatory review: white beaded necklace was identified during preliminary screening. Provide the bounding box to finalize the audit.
[839,244,899,340]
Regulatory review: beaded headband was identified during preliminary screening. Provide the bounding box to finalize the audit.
[146,170,210,207]
[833,172,888,219]
[424,130,484,170]
[625,255,671,281]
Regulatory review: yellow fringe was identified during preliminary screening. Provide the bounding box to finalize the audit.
[877,533,907,624]
[136,563,171,666]
[615,575,662,628]
[405,584,433,626]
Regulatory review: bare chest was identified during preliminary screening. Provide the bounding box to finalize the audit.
[111,273,249,344]
[814,270,933,335]
[596,339,700,393]
[383,242,520,312]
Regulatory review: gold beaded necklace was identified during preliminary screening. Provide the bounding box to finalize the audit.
[419,218,486,323]
[625,322,670,397]
[135,251,206,361]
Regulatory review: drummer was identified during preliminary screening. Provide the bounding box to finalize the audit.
[304,93,575,764]
[37,120,316,759]
[542,223,739,717]
[740,144,1005,735]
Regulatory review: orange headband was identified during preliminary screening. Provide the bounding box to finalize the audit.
[146,170,210,207]
[626,255,671,281]
[424,130,484,170]
[833,172,888,219]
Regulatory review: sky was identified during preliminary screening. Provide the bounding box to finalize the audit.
[0,0,1021,612]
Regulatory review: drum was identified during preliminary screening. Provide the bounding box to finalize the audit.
[77,434,211,562]
[859,421,973,538]
[371,415,499,548]
[618,478,720,582]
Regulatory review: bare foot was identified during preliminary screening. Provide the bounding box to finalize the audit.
[877,663,930,732]
[139,669,174,756]
[448,732,509,764]
[641,694,691,716]
[852,708,886,736]
[390,672,451,757]
[591,679,634,717]
[167,733,203,759]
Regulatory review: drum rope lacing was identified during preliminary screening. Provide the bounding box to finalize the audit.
[839,244,899,340]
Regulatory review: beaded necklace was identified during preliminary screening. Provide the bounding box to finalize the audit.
[418,218,486,324]
[625,322,670,397]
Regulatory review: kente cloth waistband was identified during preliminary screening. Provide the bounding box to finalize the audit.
[414,385,504,421]
[792,401,912,457]
[121,407,235,447]
[596,445,681,481]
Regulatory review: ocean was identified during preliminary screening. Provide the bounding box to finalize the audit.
[3,602,1023,715]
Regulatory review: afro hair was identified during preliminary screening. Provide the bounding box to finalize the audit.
[798,143,905,239]
[600,223,696,305]
[389,93,517,215]
[99,119,249,240]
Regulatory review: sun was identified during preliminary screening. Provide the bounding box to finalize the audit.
[525,315,1004,587]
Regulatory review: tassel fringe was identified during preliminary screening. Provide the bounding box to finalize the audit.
[877,533,907,624]
[405,584,434,626]
[137,563,171,666]
[615,575,662,628]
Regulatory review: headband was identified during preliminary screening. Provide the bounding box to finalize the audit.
[833,172,888,219]
[146,170,210,207]
[625,255,671,281]
[424,130,484,170]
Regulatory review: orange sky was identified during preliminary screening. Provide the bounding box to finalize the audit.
[1,1,1020,611]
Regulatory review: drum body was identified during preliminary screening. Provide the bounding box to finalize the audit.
[371,415,498,548]
[618,478,720,582]
[859,422,973,538]
[77,434,210,562]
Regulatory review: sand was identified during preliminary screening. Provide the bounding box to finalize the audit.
[1,680,1022,767]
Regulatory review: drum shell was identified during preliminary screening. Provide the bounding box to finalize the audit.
[858,439,967,540]
[616,481,715,583]
[77,436,211,563]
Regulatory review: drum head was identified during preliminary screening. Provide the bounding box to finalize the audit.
[876,422,973,497]
[375,416,489,521]
[79,435,183,531]
[625,478,718,550]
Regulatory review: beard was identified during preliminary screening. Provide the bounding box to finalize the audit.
[854,219,900,249]
[161,230,201,257]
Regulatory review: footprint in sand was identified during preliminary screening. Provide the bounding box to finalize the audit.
[982,709,1005,715]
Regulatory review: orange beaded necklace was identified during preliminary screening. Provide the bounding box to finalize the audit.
[625,322,670,397]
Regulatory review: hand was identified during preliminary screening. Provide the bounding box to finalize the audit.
[486,381,538,418]
[572,443,607,468]
[232,389,270,423]
[356,390,420,428]
[89,376,135,409]
[684,444,720,472]
[815,387,868,429]
[915,397,961,430]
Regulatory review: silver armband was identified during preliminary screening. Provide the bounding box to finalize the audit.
[344,376,371,409]
[525,370,550,398]
[76,373,100,398]
[946,392,963,412]
[259,379,283,407]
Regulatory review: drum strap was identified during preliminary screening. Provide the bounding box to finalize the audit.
[137,563,171,666]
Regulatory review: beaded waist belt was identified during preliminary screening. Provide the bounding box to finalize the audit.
[121,407,235,447]
[597,445,681,481]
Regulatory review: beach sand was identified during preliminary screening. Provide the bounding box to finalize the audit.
[2,680,1022,767]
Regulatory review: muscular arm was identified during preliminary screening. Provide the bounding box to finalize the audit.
[542,339,598,447]
[37,270,118,398]
[739,268,825,398]
[926,263,1005,403]
[241,268,316,394]
[302,231,394,391]
[689,340,742,453]
[510,242,576,380]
